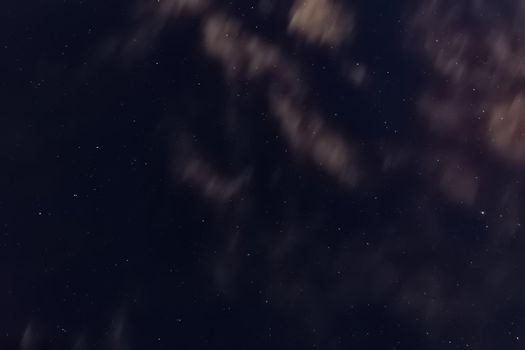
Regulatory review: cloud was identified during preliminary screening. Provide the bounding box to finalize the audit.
[201,13,360,187]
[100,0,210,62]
[202,14,284,80]
[288,0,354,48]
[411,0,525,165]
[178,157,250,204]
[86,1,525,347]
[489,94,525,163]
[269,90,360,187]
[172,132,251,205]
[104,1,362,189]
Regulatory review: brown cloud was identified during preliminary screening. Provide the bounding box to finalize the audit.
[202,13,360,187]
[489,94,525,163]
[411,0,525,166]
[288,0,354,48]
[202,14,284,80]
[178,157,250,204]
[269,90,360,187]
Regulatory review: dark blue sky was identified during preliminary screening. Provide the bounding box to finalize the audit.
[2,0,525,349]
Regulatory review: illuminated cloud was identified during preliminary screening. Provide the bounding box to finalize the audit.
[269,91,360,187]
[178,157,250,204]
[94,2,525,347]
[171,132,250,205]
[20,323,37,350]
[288,0,354,48]
[202,14,284,80]
[489,94,525,163]
[136,0,209,19]
[100,0,209,62]
[106,1,362,190]
[411,0,525,165]
[155,0,209,15]
[202,13,360,187]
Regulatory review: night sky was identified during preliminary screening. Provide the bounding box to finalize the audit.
[3,0,525,349]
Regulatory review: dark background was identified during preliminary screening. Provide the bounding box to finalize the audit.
[2,0,525,349]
